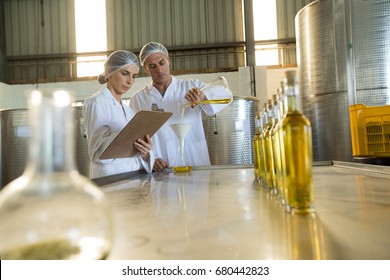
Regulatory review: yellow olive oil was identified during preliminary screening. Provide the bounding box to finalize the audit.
[286,214,323,259]
[264,102,275,192]
[197,98,231,105]
[0,237,110,260]
[260,130,268,188]
[271,127,281,194]
[282,70,314,215]
[0,240,80,260]
[183,98,232,109]
[173,166,192,173]
[271,95,282,196]
[277,93,287,205]
[253,131,261,181]
[253,114,264,182]
[0,239,80,260]
[282,111,313,214]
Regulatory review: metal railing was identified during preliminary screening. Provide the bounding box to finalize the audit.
[4,40,296,84]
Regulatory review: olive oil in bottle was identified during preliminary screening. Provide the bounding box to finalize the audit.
[264,100,276,193]
[260,104,270,190]
[253,114,263,182]
[277,88,287,205]
[281,70,314,214]
[259,107,267,187]
[271,94,282,196]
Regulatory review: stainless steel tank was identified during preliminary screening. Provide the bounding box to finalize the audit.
[73,106,90,178]
[0,107,90,188]
[0,109,30,187]
[202,96,260,165]
[296,0,390,161]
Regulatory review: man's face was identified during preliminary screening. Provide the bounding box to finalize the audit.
[143,52,171,85]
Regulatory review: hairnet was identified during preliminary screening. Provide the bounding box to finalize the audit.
[139,42,169,66]
[98,50,140,84]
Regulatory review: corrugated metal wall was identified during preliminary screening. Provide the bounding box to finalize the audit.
[4,0,76,82]
[4,0,310,56]
[106,0,243,48]
[2,0,311,83]
[106,0,245,72]
[275,0,314,65]
[4,0,75,55]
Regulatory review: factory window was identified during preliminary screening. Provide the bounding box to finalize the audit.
[74,0,107,77]
[253,0,278,66]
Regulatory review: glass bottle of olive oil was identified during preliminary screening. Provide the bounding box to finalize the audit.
[281,70,314,214]
[271,94,282,197]
[260,103,269,190]
[277,86,287,205]
[259,106,268,187]
[0,89,113,259]
[253,113,263,182]
[264,100,276,193]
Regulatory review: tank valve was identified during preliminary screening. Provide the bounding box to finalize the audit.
[213,114,218,135]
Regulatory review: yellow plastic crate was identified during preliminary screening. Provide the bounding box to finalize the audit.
[349,104,390,157]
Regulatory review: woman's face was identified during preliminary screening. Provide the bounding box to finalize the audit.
[108,64,139,97]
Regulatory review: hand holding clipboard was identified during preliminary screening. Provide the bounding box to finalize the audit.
[99,111,172,159]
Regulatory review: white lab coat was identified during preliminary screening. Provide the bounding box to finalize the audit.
[129,76,229,167]
[83,87,155,178]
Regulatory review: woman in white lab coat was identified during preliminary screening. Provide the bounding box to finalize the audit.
[129,42,230,171]
[83,50,155,178]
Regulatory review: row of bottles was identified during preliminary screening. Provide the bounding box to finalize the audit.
[253,70,314,215]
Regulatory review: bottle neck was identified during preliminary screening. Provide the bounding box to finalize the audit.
[262,110,268,126]
[27,92,76,174]
[267,112,273,127]
[285,95,300,113]
[255,116,263,133]
[278,94,286,119]
[284,83,301,113]
[266,101,275,127]
[272,101,280,124]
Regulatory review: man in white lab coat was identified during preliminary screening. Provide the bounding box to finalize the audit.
[129,42,230,171]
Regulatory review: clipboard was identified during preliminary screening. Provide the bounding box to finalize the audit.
[99,110,172,159]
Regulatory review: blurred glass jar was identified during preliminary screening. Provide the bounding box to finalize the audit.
[0,89,113,260]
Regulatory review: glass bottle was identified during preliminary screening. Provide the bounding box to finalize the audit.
[271,94,282,197]
[259,104,268,190]
[253,113,263,182]
[258,106,267,187]
[0,89,113,259]
[277,85,287,205]
[281,70,314,214]
[264,100,276,193]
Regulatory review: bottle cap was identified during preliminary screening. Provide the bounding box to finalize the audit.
[285,70,297,85]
